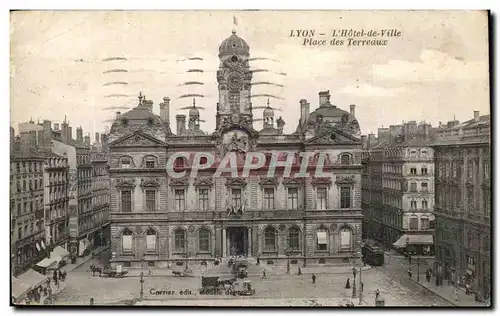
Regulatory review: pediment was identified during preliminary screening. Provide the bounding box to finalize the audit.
[169,177,190,187]
[259,177,278,187]
[109,131,166,148]
[194,177,214,187]
[140,178,161,188]
[305,127,360,145]
[225,177,247,187]
[283,177,303,186]
[335,175,356,186]
[311,177,333,187]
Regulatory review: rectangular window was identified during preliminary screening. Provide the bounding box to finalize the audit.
[421,217,430,230]
[409,217,419,230]
[316,187,328,210]
[316,231,328,251]
[410,182,417,192]
[145,190,156,212]
[467,160,473,179]
[340,187,351,209]
[421,182,428,191]
[231,189,242,208]
[198,189,209,211]
[287,188,299,210]
[146,234,156,252]
[145,160,155,169]
[263,188,274,210]
[410,168,417,175]
[340,230,351,251]
[175,189,186,211]
[422,200,428,209]
[122,235,133,252]
[421,167,428,175]
[121,191,132,213]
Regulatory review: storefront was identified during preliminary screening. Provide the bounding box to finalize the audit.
[12,269,49,304]
[393,234,434,255]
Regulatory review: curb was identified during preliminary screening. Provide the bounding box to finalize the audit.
[410,279,457,306]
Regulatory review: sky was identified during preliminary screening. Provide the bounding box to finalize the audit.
[10,10,490,137]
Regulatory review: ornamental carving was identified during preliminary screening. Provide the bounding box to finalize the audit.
[136,226,142,235]
[194,177,214,187]
[279,224,286,232]
[116,178,135,188]
[311,177,333,187]
[335,175,356,185]
[259,177,278,187]
[188,225,195,233]
[283,177,303,186]
[140,178,160,188]
[226,177,247,187]
[169,178,189,187]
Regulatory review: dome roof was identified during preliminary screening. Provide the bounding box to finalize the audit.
[119,107,163,124]
[189,107,200,117]
[219,30,250,57]
[263,107,274,117]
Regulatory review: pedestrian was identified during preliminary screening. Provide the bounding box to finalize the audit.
[90,297,94,306]
[312,273,316,284]
[345,278,351,289]
[375,289,380,300]
[256,257,260,265]
[409,256,412,264]
[298,267,302,275]
[454,288,459,301]
[408,268,412,279]
[361,282,364,292]
[262,270,267,279]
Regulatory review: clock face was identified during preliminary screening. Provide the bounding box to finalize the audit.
[227,72,243,90]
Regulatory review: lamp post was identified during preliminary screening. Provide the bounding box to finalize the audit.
[352,265,357,298]
[357,247,363,305]
[139,256,145,299]
[286,248,291,275]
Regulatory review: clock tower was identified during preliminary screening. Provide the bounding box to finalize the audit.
[216,30,253,130]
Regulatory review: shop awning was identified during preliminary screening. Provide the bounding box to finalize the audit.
[36,258,58,269]
[12,277,31,299]
[317,232,327,244]
[393,234,434,247]
[50,246,69,260]
[14,269,49,299]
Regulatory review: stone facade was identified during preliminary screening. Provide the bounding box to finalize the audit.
[432,111,491,299]
[361,122,436,254]
[108,31,363,268]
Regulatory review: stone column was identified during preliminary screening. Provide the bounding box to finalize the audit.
[222,229,227,258]
[248,228,252,257]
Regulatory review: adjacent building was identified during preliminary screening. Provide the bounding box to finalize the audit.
[432,111,491,299]
[361,121,436,255]
[108,30,364,269]
[10,149,47,276]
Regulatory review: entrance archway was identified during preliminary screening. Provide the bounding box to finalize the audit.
[226,227,249,257]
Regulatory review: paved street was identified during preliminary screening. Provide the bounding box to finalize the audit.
[53,249,452,306]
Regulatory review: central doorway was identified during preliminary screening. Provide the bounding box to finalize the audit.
[227,227,248,256]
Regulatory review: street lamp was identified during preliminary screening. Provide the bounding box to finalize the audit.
[352,265,357,298]
[286,248,291,275]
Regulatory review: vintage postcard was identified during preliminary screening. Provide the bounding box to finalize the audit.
[10,10,491,307]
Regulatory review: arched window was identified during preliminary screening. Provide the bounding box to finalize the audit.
[198,228,210,252]
[340,154,351,165]
[316,227,328,251]
[174,157,186,168]
[339,226,353,252]
[146,228,157,252]
[144,156,157,169]
[122,229,133,253]
[120,156,133,169]
[174,228,186,253]
[287,227,301,251]
[264,227,277,252]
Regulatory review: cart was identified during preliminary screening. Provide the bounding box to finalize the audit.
[232,259,249,278]
[101,268,128,278]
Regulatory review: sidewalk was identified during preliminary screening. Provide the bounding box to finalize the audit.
[63,245,109,273]
[412,278,490,307]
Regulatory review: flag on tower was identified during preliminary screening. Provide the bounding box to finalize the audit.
[233,15,238,27]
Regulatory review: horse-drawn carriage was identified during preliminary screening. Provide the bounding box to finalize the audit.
[101,267,128,278]
[231,258,249,278]
[227,280,255,296]
[199,276,237,295]
[172,266,193,277]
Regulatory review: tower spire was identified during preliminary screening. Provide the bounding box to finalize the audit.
[193,98,196,107]
[232,15,238,34]
[138,92,143,105]
[267,97,270,107]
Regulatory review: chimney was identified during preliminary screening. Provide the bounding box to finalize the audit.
[54,123,60,131]
[160,97,170,125]
[367,133,376,150]
[101,134,109,149]
[144,100,153,112]
[95,132,100,143]
[350,104,356,117]
[299,99,310,127]
[176,115,186,135]
[76,127,83,144]
[116,112,121,119]
[84,134,91,147]
[318,90,330,107]
[403,123,411,142]
[361,135,368,149]
[474,111,480,122]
